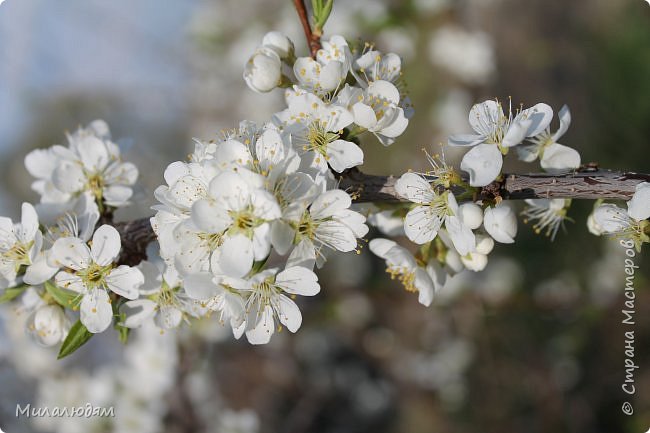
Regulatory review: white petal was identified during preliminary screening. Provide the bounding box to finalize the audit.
[627,182,650,221]
[155,306,183,329]
[593,204,631,233]
[183,272,219,300]
[457,203,483,230]
[326,140,364,173]
[552,104,571,141]
[212,234,253,278]
[522,103,553,137]
[164,161,189,186]
[368,238,397,259]
[540,143,580,173]
[469,100,501,134]
[103,185,133,206]
[352,102,378,130]
[310,189,352,219]
[256,129,285,169]
[246,304,275,345]
[502,119,532,148]
[80,289,113,333]
[52,161,85,193]
[77,135,109,171]
[121,299,157,328]
[460,143,503,187]
[55,271,86,293]
[414,268,435,307]
[448,133,485,147]
[316,221,357,252]
[105,265,143,300]
[19,203,39,242]
[276,266,320,296]
[286,239,316,270]
[483,205,518,243]
[271,220,296,255]
[275,294,302,332]
[395,172,435,204]
[91,224,121,266]
[191,199,232,233]
[403,206,441,244]
[445,215,476,256]
[367,80,401,104]
[51,237,92,270]
[252,223,272,261]
[24,253,59,285]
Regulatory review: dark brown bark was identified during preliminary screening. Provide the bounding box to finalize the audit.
[114,169,649,266]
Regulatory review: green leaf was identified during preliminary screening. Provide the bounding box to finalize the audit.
[0,284,28,304]
[44,280,80,309]
[58,320,93,359]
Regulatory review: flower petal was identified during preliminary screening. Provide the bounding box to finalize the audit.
[627,182,650,221]
[276,266,320,296]
[91,224,122,266]
[105,265,143,300]
[80,288,113,333]
[404,206,441,244]
[540,143,580,173]
[460,143,503,187]
[326,140,364,173]
[51,237,92,270]
[275,294,302,332]
[395,172,436,204]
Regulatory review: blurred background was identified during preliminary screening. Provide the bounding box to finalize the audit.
[1,0,649,432]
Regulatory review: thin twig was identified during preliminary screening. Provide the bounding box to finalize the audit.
[292,0,321,57]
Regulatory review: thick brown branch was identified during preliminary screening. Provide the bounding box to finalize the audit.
[115,169,649,265]
[293,0,321,57]
[339,168,650,202]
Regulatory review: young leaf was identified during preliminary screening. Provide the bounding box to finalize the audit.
[0,284,28,304]
[44,280,80,309]
[58,320,93,359]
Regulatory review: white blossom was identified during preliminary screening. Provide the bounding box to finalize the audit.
[517,105,581,172]
[448,100,553,186]
[483,204,518,244]
[50,225,144,333]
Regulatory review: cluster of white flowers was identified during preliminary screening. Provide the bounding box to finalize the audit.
[0,24,647,358]
[368,152,519,306]
[148,31,416,345]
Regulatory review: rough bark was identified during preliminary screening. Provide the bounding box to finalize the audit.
[114,168,649,265]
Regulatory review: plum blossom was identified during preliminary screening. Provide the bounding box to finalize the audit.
[50,225,144,333]
[369,238,447,306]
[449,100,553,186]
[293,35,350,93]
[517,105,581,172]
[395,172,475,255]
[521,199,572,241]
[274,91,362,173]
[25,120,138,209]
[592,182,650,251]
[0,203,42,289]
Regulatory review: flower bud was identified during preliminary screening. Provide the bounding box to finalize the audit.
[444,248,464,274]
[483,204,517,243]
[475,234,494,255]
[27,304,70,347]
[262,31,295,60]
[458,202,483,230]
[244,47,282,93]
[461,252,488,272]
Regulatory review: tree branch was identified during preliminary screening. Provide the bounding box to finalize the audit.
[293,0,321,57]
[114,169,648,265]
